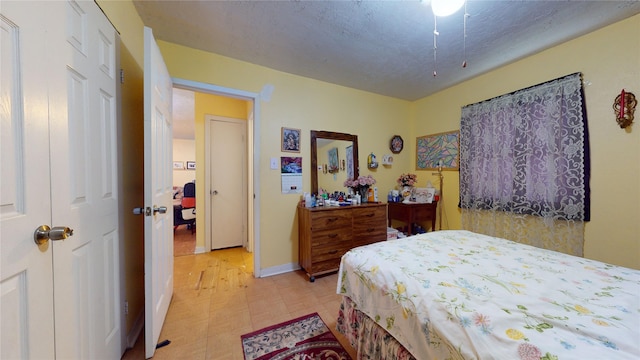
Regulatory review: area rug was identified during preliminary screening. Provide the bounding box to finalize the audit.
[241,312,352,360]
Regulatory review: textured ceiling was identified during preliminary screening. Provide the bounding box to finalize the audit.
[133,0,640,102]
[134,1,640,139]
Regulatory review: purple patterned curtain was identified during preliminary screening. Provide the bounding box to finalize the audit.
[460,73,589,256]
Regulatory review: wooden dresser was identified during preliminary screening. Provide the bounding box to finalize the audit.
[298,202,387,282]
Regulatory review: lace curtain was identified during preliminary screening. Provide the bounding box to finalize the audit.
[460,73,590,256]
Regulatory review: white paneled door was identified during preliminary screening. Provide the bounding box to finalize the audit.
[1,1,120,359]
[143,26,174,359]
[209,116,247,250]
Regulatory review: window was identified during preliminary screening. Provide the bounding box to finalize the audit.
[460,73,589,255]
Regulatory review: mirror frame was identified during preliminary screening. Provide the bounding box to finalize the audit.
[311,130,359,195]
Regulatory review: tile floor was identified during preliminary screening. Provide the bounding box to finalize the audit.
[121,247,356,359]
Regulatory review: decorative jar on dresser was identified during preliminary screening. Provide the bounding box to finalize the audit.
[298,202,387,282]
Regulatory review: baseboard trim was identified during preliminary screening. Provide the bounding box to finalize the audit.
[126,310,144,349]
[194,246,206,254]
[258,262,300,278]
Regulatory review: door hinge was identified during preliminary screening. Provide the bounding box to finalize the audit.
[124,300,129,315]
[120,69,125,84]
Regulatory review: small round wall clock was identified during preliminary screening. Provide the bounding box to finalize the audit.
[390,135,403,154]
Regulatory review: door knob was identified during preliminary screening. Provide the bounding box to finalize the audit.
[211,190,218,195]
[34,225,74,245]
[153,206,167,214]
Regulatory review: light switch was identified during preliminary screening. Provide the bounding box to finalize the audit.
[270,157,279,170]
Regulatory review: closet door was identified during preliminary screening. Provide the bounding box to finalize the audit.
[48,1,121,358]
[0,1,121,358]
[1,3,56,358]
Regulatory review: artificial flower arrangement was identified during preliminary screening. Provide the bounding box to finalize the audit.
[397,173,418,187]
[344,175,376,190]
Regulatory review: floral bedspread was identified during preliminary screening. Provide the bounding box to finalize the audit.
[337,230,640,360]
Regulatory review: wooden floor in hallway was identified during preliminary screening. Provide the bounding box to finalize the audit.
[121,247,355,359]
[173,225,196,256]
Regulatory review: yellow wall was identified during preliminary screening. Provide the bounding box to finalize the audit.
[158,41,412,269]
[193,92,248,249]
[412,14,640,269]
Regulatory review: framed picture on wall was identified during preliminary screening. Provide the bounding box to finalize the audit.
[416,130,460,170]
[282,127,301,152]
[186,161,196,170]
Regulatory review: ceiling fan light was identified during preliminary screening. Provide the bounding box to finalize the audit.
[431,0,466,17]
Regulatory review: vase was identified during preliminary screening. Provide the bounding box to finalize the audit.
[358,186,369,203]
[401,186,413,202]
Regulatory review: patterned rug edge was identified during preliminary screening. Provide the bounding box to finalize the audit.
[240,312,352,360]
[240,312,321,341]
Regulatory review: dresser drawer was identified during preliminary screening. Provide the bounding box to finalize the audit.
[352,226,386,247]
[308,258,342,275]
[352,206,386,223]
[353,224,386,241]
[353,207,386,234]
[310,228,351,247]
[413,205,436,219]
[310,242,350,262]
[309,210,352,230]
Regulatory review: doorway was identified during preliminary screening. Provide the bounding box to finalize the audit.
[172,88,197,256]
[171,79,262,277]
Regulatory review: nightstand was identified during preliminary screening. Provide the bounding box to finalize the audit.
[387,202,437,235]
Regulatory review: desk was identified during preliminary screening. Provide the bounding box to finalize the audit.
[387,202,438,235]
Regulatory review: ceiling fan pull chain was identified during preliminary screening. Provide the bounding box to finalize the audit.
[433,15,438,77]
[462,2,469,68]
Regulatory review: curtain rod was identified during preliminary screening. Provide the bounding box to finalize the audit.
[462,72,582,108]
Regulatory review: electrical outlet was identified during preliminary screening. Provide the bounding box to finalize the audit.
[270,157,278,169]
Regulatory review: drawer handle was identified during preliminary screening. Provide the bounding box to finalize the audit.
[328,234,338,238]
[366,213,375,217]
[366,228,375,232]
[328,250,338,254]
[327,217,338,222]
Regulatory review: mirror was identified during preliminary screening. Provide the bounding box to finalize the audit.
[311,130,359,195]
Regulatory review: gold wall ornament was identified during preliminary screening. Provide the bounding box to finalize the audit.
[613,89,636,129]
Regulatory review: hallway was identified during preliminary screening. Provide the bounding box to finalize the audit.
[173,225,196,256]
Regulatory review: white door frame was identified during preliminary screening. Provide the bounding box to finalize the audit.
[172,78,262,278]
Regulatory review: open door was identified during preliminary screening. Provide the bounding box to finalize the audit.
[143,26,174,359]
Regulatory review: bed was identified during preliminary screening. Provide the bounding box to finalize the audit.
[336,230,640,359]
